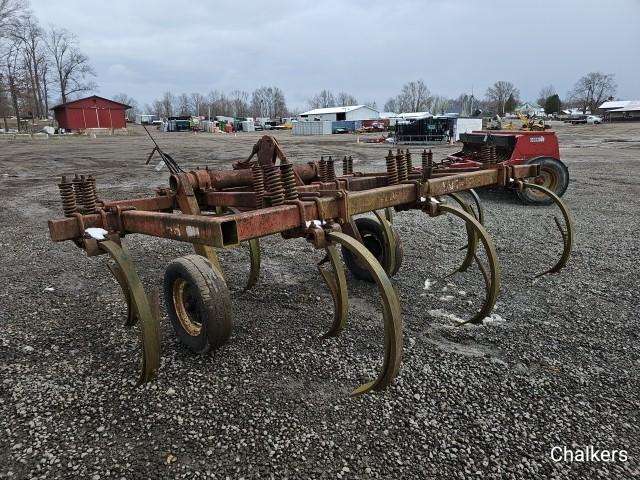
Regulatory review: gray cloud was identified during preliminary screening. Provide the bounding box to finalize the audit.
[32,0,640,109]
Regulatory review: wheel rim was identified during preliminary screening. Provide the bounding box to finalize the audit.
[529,166,559,199]
[353,233,384,270]
[172,278,202,336]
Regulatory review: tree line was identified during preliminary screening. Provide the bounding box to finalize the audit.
[0,1,620,130]
[0,0,96,130]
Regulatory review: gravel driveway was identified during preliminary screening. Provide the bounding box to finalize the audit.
[1,123,638,478]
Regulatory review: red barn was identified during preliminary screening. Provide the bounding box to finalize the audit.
[52,95,131,131]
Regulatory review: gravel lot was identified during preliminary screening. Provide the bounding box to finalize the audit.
[1,122,638,479]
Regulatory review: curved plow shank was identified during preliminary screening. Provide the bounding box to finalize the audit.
[317,245,349,338]
[446,193,478,273]
[468,189,485,225]
[373,210,398,275]
[326,232,403,396]
[522,182,574,277]
[107,263,136,327]
[435,204,500,326]
[384,206,394,224]
[244,238,261,290]
[99,240,161,384]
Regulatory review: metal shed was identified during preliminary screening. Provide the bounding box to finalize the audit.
[52,95,131,131]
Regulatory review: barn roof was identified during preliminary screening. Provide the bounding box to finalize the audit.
[51,95,131,110]
[299,105,377,116]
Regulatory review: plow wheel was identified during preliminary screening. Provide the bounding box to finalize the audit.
[163,255,232,354]
[516,157,569,205]
[342,216,403,282]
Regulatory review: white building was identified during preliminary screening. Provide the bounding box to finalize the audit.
[299,105,379,122]
[517,102,545,117]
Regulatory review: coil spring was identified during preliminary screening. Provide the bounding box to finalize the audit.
[281,163,299,201]
[81,175,97,214]
[342,156,348,175]
[58,176,77,217]
[396,149,408,182]
[318,156,327,182]
[265,165,285,206]
[480,144,497,163]
[252,163,265,209]
[421,149,433,181]
[72,174,84,213]
[326,156,336,181]
[405,149,413,173]
[386,150,398,185]
[347,155,354,174]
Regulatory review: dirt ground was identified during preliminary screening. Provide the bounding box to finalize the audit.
[1,122,639,479]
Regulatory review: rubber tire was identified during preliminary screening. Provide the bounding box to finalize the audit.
[163,255,232,354]
[342,217,404,283]
[516,157,569,205]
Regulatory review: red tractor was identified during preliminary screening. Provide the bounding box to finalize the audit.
[448,130,569,205]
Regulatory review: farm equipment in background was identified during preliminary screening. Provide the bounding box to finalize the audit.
[49,135,573,394]
[448,130,569,205]
[515,111,548,131]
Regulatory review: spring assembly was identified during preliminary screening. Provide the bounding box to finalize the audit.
[326,156,336,181]
[87,175,99,206]
[421,149,434,181]
[281,163,299,201]
[480,144,498,163]
[396,149,408,182]
[490,144,497,163]
[347,155,354,174]
[81,175,97,214]
[251,163,265,209]
[264,165,285,206]
[319,156,327,182]
[342,155,348,175]
[405,149,413,173]
[58,176,77,217]
[72,174,85,213]
[386,150,398,185]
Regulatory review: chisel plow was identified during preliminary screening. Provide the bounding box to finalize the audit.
[48,135,573,394]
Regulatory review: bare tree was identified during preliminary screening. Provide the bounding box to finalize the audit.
[45,26,95,104]
[176,93,190,116]
[160,91,174,117]
[537,85,556,107]
[485,81,519,115]
[568,72,617,114]
[336,92,358,106]
[251,86,287,119]
[207,90,231,118]
[308,90,335,109]
[229,89,249,117]
[364,100,377,110]
[383,97,397,113]
[189,92,205,117]
[0,0,26,33]
[112,93,137,120]
[11,16,50,118]
[430,95,450,115]
[395,80,431,112]
[1,39,21,129]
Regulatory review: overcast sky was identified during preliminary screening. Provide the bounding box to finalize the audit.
[31,0,639,110]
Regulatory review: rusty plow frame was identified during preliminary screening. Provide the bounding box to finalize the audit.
[48,137,574,394]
